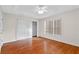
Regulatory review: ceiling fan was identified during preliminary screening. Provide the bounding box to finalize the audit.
[35,5,48,14]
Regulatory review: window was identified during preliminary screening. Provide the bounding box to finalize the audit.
[45,18,61,35]
[46,20,53,34]
[0,15,3,33]
[54,19,61,35]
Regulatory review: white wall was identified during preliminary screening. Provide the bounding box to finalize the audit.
[37,9,79,46]
[37,20,44,36]
[0,13,17,43]
[61,9,79,45]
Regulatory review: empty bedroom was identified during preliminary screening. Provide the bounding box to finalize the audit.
[0,5,79,54]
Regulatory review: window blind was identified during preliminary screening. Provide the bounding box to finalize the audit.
[45,19,61,35]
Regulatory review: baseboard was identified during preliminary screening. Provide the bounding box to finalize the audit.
[38,36,79,47]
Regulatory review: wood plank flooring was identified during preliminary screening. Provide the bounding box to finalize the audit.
[1,37,79,54]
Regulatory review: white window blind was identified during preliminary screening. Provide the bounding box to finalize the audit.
[0,14,3,33]
[45,18,61,35]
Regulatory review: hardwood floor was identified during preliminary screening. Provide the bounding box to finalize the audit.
[1,37,79,54]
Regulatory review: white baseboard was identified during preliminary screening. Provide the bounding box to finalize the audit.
[39,36,79,47]
[3,37,32,44]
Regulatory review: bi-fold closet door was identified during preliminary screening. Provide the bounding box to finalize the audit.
[16,17,32,40]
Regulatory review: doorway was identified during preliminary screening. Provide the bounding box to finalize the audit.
[32,21,37,37]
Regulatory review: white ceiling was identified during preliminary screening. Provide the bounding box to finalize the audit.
[0,5,79,19]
